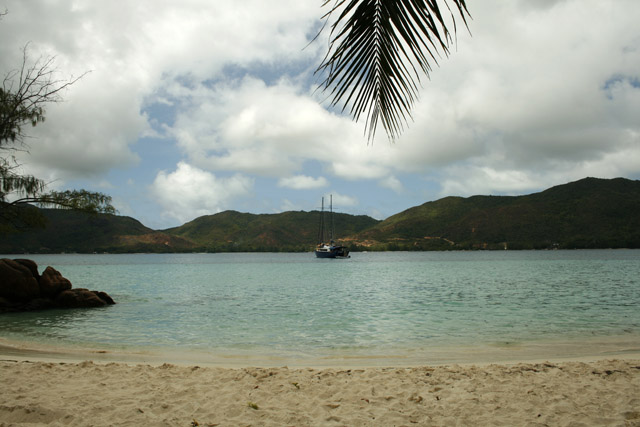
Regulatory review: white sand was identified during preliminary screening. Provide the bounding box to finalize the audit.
[1,357,639,426]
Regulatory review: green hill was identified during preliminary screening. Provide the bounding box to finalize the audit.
[0,206,379,253]
[1,177,638,253]
[0,207,196,253]
[351,177,640,250]
[163,210,380,252]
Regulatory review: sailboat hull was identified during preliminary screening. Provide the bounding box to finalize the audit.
[315,245,350,258]
[314,250,335,258]
[315,195,350,259]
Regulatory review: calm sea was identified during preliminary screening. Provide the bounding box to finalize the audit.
[1,250,639,365]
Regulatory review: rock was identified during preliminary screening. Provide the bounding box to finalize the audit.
[13,259,40,280]
[22,298,58,311]
[39,266,72,299]
[55,288,111,309]
[93,291,115,305]
[0,258,41,302]
[0,258,115,312]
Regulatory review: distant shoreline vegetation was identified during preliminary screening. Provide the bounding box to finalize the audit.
[6,244,639,255]
[1,177,639,254]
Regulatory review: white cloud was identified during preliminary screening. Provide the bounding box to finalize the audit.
[1,0,322,182]
[166,76,392,181]
[96,180,114,189]
[151,162,254,224]
[278,175,328,190]
[21,72,145,177]
[390,0,640,196]
[439,167,543,197]
[379,176,405,193]
[2,0,639,227]
[326,193,358,209]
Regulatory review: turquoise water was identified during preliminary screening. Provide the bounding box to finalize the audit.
[1,250,639,364]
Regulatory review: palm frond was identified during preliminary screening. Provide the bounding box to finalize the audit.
[317,0,470,141]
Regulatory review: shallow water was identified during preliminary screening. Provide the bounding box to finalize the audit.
[1,250,639,364]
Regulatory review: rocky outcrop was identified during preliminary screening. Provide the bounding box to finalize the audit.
[0,259,40,302]
[39,266,72,298]
[13,259,40,280]
[55,289,111,309]
[0,258,115,312]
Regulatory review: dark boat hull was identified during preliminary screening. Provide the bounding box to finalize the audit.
[315,246,350,259]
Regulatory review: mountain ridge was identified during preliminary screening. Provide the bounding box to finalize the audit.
[1,177,638,253]
[350,177,640,250]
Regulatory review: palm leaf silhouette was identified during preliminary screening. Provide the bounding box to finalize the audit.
[316,0,470,141]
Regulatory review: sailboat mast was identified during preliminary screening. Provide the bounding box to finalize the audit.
[317,196,325,244]
[330,194,334,242]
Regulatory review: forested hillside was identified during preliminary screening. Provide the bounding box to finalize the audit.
[2,177,638,253]
[348,177,640,250]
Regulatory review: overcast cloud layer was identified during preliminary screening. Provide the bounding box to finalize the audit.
[1,0,638,228]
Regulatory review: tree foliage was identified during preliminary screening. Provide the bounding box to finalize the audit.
[1,43,115,231]
[317,0,470,141]
[0,44,88,146]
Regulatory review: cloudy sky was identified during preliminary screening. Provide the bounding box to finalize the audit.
[1,0,638,229]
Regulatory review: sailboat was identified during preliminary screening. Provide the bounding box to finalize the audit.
[315,195,350,259]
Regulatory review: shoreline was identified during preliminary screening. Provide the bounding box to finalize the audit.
[2,333,640,368]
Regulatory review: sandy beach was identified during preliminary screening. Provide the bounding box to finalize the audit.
[1,354,639,426]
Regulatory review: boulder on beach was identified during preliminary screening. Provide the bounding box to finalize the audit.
[0,258,115,313]
[0,259,40,302]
